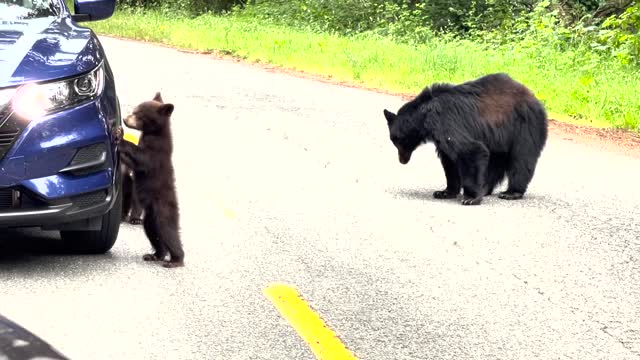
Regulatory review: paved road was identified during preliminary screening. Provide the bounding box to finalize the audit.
[0,36,639,360]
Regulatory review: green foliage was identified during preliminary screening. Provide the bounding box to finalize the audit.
[236,0,384,34]
[236,0,541,37]
[112,0,638,64]
[574,0,605,11]
[93,0,640,131]
[115,0,243,16]
[597,2,640,64]
[466,0,640,68]
[90,7,640,131]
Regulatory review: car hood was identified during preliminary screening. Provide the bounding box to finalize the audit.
[0,16,103,88]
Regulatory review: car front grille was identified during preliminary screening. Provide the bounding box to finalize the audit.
[0,130,19,147]
[60,143,108,176]
[71,190,108,209]
[0,88,24,160]
[0,121,21,160]
[0,189,13,209]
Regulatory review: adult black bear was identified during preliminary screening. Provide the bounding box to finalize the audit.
[383,73,548,205]
[119,92,184,268]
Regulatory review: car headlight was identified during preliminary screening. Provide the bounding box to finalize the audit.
[10,64,105,120]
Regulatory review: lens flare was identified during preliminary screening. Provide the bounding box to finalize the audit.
[11,83,50,120]
[8,66,103,121]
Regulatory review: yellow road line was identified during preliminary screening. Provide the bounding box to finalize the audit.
[212,196,236,219]
[263,283,358,360]
[221,207,236,219]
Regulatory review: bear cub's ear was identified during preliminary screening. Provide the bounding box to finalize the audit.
[153,92,164,103]
[158,103,174,117]
[383,109,396,125]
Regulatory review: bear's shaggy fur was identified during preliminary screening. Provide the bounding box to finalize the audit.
[119,92,184,267]
[383,73,548,205]
[121,163,144,225]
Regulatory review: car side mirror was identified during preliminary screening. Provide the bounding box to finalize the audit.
[71,0,116,22]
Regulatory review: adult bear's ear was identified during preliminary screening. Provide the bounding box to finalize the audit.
[383,109,396,126]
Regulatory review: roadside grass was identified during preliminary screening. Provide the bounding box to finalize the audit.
[88,8,640,131]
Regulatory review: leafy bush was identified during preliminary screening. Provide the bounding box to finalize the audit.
[597,2,640,65]
[236,0,383,34]
[237,0,544,36]
[115,0,243,15]
[110,0,640,71]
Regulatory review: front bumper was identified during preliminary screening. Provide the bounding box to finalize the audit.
[0,67,121,229]
[0,99,119,196]
[0,179,119,230]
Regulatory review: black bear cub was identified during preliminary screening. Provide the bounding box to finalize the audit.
[119,92,184,267]
[383,73,548,205]
[121,160,144,225]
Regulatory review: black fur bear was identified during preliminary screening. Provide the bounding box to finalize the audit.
[121,160,144,225]
[383,73,548,205]
[119,92,184,267]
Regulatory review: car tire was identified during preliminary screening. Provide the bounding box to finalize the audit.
[59,186,123,254]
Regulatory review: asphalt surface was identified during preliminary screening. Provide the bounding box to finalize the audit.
[0,36,639,360]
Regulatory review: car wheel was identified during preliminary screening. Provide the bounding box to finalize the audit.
[60,186,123,254]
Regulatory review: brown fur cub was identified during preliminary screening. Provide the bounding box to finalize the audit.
[119,92,184,268]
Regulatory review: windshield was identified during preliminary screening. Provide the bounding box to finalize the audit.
[0,0,61,20]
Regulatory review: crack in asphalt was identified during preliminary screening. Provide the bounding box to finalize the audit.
[597,321,639,355]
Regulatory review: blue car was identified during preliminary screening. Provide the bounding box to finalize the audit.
[0,0,123,253]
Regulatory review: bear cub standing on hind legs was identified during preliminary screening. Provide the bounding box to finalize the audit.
[121,159,144,225]
[118,92,185,268]
[383,73,548,205]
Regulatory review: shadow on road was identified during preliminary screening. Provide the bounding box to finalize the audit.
[390,188,456,202]
[0,228,115,271]
[389,187,555,209]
